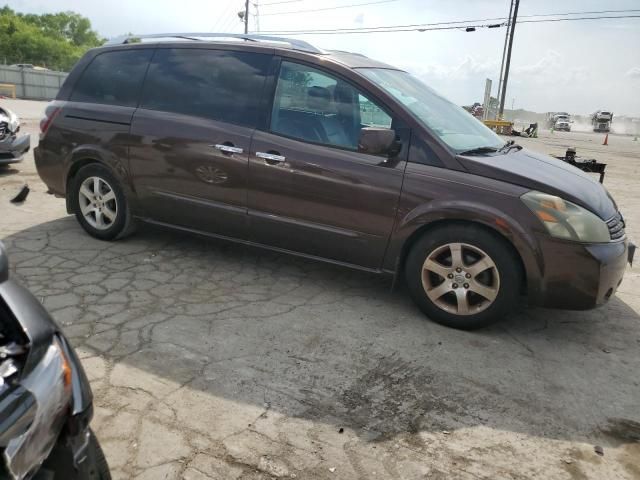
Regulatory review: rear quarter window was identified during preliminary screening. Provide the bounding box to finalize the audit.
[140,48,270,127]
[70,49,153,107]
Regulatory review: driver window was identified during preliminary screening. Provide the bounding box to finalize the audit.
[270,61,391,149]
[359,94,392,128]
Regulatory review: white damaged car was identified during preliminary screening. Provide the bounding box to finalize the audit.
[0,106,31,166]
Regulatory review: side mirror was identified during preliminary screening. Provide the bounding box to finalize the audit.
[358,127,400,156]
[0,241,8,283]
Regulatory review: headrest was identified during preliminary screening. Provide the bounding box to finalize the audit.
[307,86,331,110]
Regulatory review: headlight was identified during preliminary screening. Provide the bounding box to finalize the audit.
[0,107,20,133]
[3,337,73,480]
[521,191,610,243]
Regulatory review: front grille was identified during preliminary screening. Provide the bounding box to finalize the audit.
[607,212,626,240]
[0,122,6,140]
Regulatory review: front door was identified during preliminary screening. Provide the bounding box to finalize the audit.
[129,47,271,239]
[247,60,406,269]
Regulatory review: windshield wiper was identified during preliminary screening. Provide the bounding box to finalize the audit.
[498,140,523,153]
[458,146,499,155]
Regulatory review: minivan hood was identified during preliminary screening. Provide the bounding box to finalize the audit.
[457,148,617,220]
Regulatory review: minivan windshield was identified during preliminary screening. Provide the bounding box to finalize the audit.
[359,68,504,153]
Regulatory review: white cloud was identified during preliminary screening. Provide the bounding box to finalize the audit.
[513,50,562,76]
[626,67,640,79]
[401,56,500,81]
[392,56,502,106]
[511,50,591,88]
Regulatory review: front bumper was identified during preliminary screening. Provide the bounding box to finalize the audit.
[536,237,633,310]
[35,428,97,480]
[0,133,30,166]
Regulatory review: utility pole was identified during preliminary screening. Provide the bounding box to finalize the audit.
[499,0,519,118]
[496,0,514,118]
[253,0,260,33]
[244,0,250,34]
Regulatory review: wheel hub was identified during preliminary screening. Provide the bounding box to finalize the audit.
[421,242,500,316]
[78,176,118,231]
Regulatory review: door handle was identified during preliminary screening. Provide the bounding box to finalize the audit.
[212,144,244,154]
[256,151,286,163]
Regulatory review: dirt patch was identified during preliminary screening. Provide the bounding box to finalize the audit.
[600,418,640,445]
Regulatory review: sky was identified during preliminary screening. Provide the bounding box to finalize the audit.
[8,0,640,115]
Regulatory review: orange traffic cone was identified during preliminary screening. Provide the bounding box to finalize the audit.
[603,133,609,146]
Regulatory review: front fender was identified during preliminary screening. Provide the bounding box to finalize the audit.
[383,169,548,304]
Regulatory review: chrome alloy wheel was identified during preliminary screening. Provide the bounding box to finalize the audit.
[78,176,117,230]
[421,243,500,316]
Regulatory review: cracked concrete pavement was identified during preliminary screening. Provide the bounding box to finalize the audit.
[1,100,639,479]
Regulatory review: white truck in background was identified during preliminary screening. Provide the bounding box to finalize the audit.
[554,114,571,132]
[546,112,571,131]
[592,111,613,132]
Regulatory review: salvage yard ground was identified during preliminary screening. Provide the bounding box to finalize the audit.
[1,99,639,479]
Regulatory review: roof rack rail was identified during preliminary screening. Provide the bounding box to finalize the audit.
[105,33,325,54]
[327,49,369,58]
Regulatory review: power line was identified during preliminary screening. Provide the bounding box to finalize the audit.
[259,16,508,33]
[258,0,302,5]
[260,22,505,34]
[520,14,640,24]
[258,14,640,35]
[519,8,640,18]
[220,8,242,33]
[213,0,237,31]
[260,0,396,16]
[257,8,640,33]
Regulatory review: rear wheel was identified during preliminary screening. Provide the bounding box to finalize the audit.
[405,224,521,330]
[71,164,135,240]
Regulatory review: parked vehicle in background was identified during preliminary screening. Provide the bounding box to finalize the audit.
[10,64,51,71]
[462,102,484,120]
[34,33,634,329]
[592,110,613,132]
[554,118,571,131]
[0,106,30,167]
[545,112,571,129]
[0,242,110,479]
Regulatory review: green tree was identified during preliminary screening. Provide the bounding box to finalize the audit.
[0,6,104,71]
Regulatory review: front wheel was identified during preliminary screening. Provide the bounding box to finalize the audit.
[405,224,521,330]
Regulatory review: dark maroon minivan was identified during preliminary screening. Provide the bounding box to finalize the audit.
[34,34,633,329]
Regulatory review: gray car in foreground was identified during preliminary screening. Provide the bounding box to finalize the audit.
[0,242,110,480]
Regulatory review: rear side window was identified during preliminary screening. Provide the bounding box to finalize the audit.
[140,49,270,127]
[71,49,153,107]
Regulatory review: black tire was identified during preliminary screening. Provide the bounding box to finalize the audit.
[87,429,111,480]
[405,224,521,330]
[70,163,135,241]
